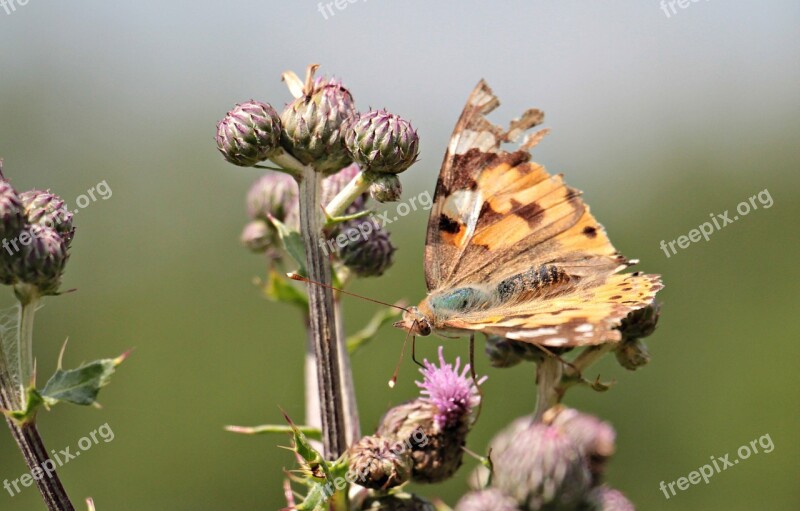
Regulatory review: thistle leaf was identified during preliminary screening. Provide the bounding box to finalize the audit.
[41,352,129,406]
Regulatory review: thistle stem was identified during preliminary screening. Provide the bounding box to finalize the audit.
[18,293,39,399]
[334,299,360,445]
[532,355,563,422]
[325,170,370,218]
[0,293,75,510]
[297,165,347,459]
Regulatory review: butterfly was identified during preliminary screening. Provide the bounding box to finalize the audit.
[394,81,662,347]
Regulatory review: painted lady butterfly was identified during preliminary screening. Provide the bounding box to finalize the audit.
[395,81,662,347]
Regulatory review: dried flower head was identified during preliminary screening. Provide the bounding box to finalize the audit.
[546,406,616,485]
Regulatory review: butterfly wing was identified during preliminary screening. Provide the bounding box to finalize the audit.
[424,81,662,346]
[441,272,662,347]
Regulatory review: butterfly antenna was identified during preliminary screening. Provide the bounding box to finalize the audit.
[287,272,409,312]
[389,320,417,388]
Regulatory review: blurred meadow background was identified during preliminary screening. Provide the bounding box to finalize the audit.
[0,1,798,509]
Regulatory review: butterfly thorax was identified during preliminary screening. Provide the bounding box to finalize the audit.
[397,265,574,337]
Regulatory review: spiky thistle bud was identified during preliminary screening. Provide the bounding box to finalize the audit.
[20,190,74,244]
[216,100,282,167]
[490,417,591,510]
[337,218,395,277]
[240,220,272,253]
[455,489,519,511]
[485,335,541,368]
[246,171,300,229]
[615,301,660,370]
[580,486,635,511]
[546,406,616,486]
[377,347,486,483]
[5,225,69,296]
[0,179,25,239]
[356,491,436,511]
[345,110,419,174]
[280,78,356,174]
[368,174,402,203]
[347,435,412,490]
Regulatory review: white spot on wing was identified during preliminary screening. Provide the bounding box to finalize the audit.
[575,324,593,333]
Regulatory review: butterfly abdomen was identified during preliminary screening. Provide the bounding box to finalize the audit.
[496,265,571,302]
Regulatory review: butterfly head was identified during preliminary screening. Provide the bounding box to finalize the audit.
[394,306,432,336]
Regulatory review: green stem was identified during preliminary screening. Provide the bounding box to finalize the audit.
[532,356,563,422]
[18,293,39,399]
[325,170,371,218]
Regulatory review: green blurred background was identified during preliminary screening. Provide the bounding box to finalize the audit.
[1,1,798,509]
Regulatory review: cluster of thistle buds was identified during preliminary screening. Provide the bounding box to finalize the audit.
[0,162,73,298]
[346,347,485,507]
[217,65,417,278]
[456,405,632,511]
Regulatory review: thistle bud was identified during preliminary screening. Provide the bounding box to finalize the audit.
[377,399,468,484]
[246,172,299,229]
[615,301,659,370]
[5,225,69,296]
[580,486,635,511]
[280,78,356,174]
[485,335,540,368]
[0,179,25,239]
[20,190,74,244]
[618,301,660,341]
[368,174,402,203]
[357,491,436,511]
[337,218,395,277]
[377,348,486,483]
[240,220,272,253]
[347,435,412,490]
[455,489,519,511]
[490,418,591,510]
[345,110,419,174]
[547,406,616,485]
[216,101,282,167]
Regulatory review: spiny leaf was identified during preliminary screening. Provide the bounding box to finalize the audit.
[41,351,129,407]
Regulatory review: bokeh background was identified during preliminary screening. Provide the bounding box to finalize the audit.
[1,1,798,510]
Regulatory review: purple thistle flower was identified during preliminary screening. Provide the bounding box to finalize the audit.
[416,346,486,429]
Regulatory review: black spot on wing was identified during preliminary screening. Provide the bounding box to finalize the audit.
[509,198,545,228]
[583,226,598,238]
[438,215,461,234]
